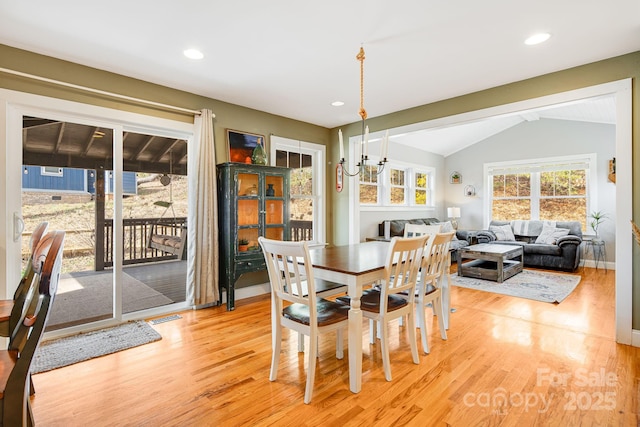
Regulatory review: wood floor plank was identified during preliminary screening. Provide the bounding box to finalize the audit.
[30,267,640,426]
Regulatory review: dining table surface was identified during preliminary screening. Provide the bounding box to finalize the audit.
[308,240,390,393]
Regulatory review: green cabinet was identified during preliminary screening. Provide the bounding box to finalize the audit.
[217,162,290,310]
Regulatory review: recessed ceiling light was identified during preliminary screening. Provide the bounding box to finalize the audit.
[331,101,345,107]
[525,33,551,46]
[183,49,204,60]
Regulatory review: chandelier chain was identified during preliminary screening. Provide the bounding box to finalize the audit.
[357,47,367,121]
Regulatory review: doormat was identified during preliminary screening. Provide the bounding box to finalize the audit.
[31,320,162,374]
[451,269,581,303]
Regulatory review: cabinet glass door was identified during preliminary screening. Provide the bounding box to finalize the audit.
[264,174,285,240]
[237,172,260,251]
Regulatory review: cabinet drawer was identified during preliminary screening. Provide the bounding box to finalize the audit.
[236,257,266,273]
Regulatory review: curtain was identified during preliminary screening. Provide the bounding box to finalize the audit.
[187,109,219,307]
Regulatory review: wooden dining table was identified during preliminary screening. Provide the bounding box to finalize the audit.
[308,240,390,393]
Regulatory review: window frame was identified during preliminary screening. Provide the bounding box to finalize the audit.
[41,166,63,177]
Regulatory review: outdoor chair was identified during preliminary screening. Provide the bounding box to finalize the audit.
[258,237,349,404]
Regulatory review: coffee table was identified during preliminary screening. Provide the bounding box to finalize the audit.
[457,243,523,283]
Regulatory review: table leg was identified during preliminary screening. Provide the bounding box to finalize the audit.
[348,283,362,393]
[442,252,452,330]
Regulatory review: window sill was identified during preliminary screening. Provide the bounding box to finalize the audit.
[360,205,436,212]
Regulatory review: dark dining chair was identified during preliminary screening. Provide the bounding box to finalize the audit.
[0,230,64,426]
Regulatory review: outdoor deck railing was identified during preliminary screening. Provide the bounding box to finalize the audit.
[290,220,313,241]
[99,217,310,270]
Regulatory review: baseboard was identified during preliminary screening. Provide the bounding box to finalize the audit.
[581,259,615,270]
[631,329,640,347]
[221,282,270,304]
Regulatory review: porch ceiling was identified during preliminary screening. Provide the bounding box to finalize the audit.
[23,117,188,175]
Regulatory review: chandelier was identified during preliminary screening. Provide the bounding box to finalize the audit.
[338,47,388,177]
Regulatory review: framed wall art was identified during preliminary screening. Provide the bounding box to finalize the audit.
[450,171,462,184]
[226,129,267,164]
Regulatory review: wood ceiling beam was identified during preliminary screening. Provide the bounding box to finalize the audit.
[53,122,66,154]
[151,139,181,164]
[81,126,100,157]
[130,135,156,161]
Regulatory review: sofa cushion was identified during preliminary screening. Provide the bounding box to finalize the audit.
[435,221,458,240]
[535,225,570,245]
[489,224,515,241]
[524,243,562,256]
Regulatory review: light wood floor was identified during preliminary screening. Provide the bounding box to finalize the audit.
[31,267,639,426]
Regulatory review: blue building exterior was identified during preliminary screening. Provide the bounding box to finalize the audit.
[22,166,137,195]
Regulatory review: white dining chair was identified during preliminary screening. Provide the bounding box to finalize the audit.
[411,231,455,354]
[337,235,427,381]
[258,237,349,404]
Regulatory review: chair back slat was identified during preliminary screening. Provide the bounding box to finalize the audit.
[381,236,427,312]
[259,238,316,313]
[421,231,455,282]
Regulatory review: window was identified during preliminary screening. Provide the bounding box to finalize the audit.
[413,171,430,206]
[359,159,434,208]
[272,136,325,244]
[389,167,406,205]
[359,164,379,205]
[41,166,63,177]
[486,154,595,230]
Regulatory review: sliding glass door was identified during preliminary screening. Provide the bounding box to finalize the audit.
[20,112,189,333]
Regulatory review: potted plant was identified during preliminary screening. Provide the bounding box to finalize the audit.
[238,238,249,252]
[589,211,607,241]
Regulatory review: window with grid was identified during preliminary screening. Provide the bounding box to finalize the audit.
[359,160,434,207]
[272,136,325,244]
[389,167,406,205]
[359,164,379,205]
[413,170,430,206]
[487,155,594,230]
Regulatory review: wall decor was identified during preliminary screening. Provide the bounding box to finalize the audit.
[450,171,462,184]
[227,129,267,164]
[464,185,476,197]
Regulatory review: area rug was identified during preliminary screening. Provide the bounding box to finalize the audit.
[451,269,581,303]
[31,320,162,374]
[48,271,173,328]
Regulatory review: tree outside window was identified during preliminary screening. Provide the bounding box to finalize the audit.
[389,168,405,205]
[359,164,378,204]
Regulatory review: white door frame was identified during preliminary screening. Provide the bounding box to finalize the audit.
[0,88,194,337]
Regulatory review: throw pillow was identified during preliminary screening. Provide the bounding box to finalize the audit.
[489,224,515,241]
[535,225,570,245]
[435,221,458,240]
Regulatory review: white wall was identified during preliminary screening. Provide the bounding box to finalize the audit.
[444,118,616,260]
